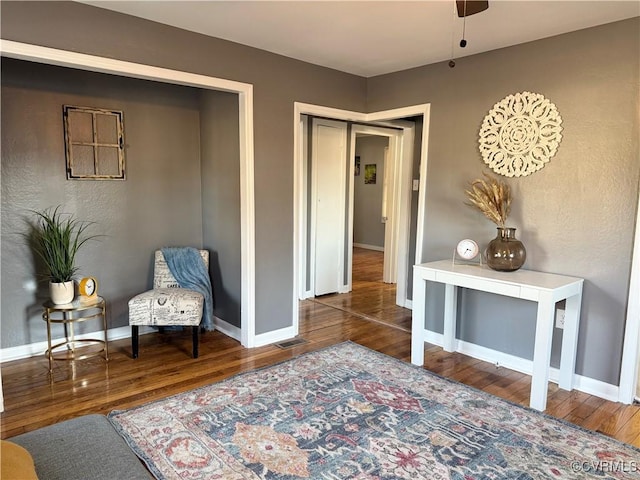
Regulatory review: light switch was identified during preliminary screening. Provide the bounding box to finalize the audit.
[412,179,420,191]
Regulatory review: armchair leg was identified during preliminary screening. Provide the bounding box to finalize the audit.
[132,325,139,359]
[192,326,199,359]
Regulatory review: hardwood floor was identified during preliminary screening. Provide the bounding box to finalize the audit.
[312,247,412,332]
[2,247,639,448]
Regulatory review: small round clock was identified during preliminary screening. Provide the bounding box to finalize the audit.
[456,239,479,260]
[78,276,98,297]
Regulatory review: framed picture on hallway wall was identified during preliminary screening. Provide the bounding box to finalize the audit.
[364,164,377,184]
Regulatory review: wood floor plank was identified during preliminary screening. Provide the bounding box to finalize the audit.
[2,247,638,448]
[609,407,640,445]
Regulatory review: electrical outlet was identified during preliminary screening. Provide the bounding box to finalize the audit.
[556,308,565,329]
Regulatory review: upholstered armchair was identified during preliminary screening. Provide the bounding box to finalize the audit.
[128,248,213,358]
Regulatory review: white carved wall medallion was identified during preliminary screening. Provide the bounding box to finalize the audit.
[478,91,563,177]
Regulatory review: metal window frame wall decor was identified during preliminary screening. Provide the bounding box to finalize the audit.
[478,91,563,178]
[63,105,126,180]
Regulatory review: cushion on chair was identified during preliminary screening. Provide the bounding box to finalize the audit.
[128,288,204,327]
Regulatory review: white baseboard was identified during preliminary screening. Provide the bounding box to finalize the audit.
[404,299,412,309]
[252,326,297,348]
[213,317,241,342]
[419,329,620,403]
[0,316,239,363]
[569,371,620,402]
[0,325,152,363]
[353,243,384,252]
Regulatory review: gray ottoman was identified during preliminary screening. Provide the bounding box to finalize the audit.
[9,414,152,480]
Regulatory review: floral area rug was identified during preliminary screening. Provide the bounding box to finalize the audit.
[108,342,640,479]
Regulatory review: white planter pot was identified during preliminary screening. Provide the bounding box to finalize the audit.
[50,281,74,305]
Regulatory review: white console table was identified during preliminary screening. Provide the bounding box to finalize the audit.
[411,260,583,411]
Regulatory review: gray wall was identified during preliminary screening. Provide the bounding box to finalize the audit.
[200,90,241,328]
[1,2,638,388]
[368,18,640,385]
[1,0,366,339]
[1,58,203,346]
[353,136,388,249]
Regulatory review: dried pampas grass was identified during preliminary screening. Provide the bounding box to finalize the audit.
[465,173,511,227]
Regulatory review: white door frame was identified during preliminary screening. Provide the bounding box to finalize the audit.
[293,102,431,336]
[0,39,257,348]
[369,108,431,306]
[619,186,640,403]
[349,125,404,287]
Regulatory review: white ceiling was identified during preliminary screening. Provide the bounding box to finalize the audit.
[82,1,639,77]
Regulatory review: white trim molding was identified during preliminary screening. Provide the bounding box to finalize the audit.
[349,125,405,289]
[619,183,640,403]
[353,243,385,252]
[292,102,431,339]
[0,39,257,350]
[0,325,153,363]
[0,316,241,363]
[213,317,242,343]
[252,326,297,348]
[0,40,248,93]
[421,330,620,403]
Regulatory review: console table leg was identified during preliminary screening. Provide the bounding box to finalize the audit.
[531,292,555,411]
[559,293,582,390]
[443,284,458,352]
[411,275,427,365]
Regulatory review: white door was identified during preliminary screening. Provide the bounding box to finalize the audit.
[311,118,347,296]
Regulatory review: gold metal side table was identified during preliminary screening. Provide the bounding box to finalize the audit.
[42,296,108,373]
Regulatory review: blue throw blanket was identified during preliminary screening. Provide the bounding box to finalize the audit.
[161,247,214,331]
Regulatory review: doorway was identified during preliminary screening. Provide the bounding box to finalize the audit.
[310,128,402,327]
[304,118,407,299]
[352,136,389,259]
[0,40,257,349]
[293,102,432,338]
[351,125,404,288]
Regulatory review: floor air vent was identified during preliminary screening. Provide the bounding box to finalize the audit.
[275,338,308,349]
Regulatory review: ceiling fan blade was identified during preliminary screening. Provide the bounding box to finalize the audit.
[456,0,489,17]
